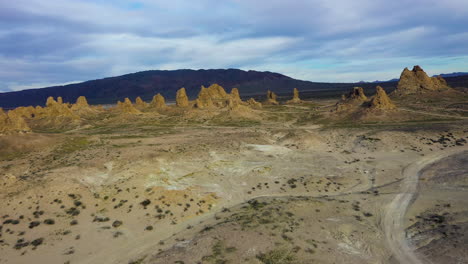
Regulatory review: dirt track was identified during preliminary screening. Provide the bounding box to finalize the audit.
[383,147,468,264]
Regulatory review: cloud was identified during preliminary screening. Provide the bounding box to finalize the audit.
[5,81,83,92]
[0,0,467,92]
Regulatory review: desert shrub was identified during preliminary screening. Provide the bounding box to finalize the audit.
[256,248,296,264]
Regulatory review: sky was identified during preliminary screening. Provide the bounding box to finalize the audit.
[1,0,468,92]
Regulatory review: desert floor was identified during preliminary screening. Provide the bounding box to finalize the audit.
[0,100,467,264]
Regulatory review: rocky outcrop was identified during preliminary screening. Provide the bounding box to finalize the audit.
[9,106,36,119]
[194,86,214,109]
[41,97,78,119]
[263,90,279,105]
[176,88,189,107]
[150,93,166,109]
[335,87,367,111]
[286,88,303,104]
[46,96,57,107]
[117,98,141,114]
[394,65,451,95]
[205,84,228,101]
[75,96,89,107]
[246,98,262,108]
[194,84,236,109]
[368,86,396,110]
[135,97,148,108]
[71,96,90,111]
[347,87,367,101]
[70,96,100,117]
[230,88,242,103]
[0,108,31,134]
[194,84,243,109]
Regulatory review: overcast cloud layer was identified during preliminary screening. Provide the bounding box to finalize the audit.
[1,0,468,92]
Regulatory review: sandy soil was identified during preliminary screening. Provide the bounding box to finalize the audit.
[0,100,467,264]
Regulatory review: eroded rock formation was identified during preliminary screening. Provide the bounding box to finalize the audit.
[176,88,189,107]
[135,97,148,109]
[264,90,279,105]
[75,96,89,107]
[394,65,451,95]
[0,108,31,134]
[150,94,166,110]
[286,88,303,104]
[246,98,262,108]
[194,84,244,109]
[194,86,214,109]
[9,106,36,119]
[230,88,242,103]
[368,86,396,110]
[71,96,90,111]
[41,97,78,119]
[335,87,367,111]
[117,98,141,114]
[70,96,100,116]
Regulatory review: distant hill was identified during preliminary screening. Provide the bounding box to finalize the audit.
[372,78,399,83]
[0,69,466,108]
[433,72,468,78]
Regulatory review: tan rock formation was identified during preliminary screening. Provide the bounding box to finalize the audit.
[40,97,78,118]
[264,90,279,105]
[135,97,148,108]
[368,86,396,110]
[70,96,101,117]
[348,87,367,101]
[335,87,368,112]
[9,106,36,119]
[394,65,451,95]
[205,84,228,100]
[227,98,257,118]
[176,88,189,107]
[230,88,242,103]
[150,93,166,109]
[194,84,239,109]
[70,96,90,110]
[0,108,31,134]
[245,98,262,109]
[286,88,303,104]
[195,84,235,108]
[57,97,64,104]
[194,86,214,109]
[75,96,89,107]
[117,98,141,114]
[46,96,57,107]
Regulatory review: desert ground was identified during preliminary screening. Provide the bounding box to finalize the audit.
[1,75,468,264]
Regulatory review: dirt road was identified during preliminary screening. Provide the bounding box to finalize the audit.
[383,147,467,264]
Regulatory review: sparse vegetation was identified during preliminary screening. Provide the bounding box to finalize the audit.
[256,248,297,264]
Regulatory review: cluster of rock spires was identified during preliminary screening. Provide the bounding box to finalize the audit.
[0,108,31,134]
[117,98,141,114]
[0,95,102,133]
[394,65,451,95]
[0,65,449,134]
[335,86,395,112]
[264,90,279,105]
[335,65,451,115]
[0,83,304,134]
